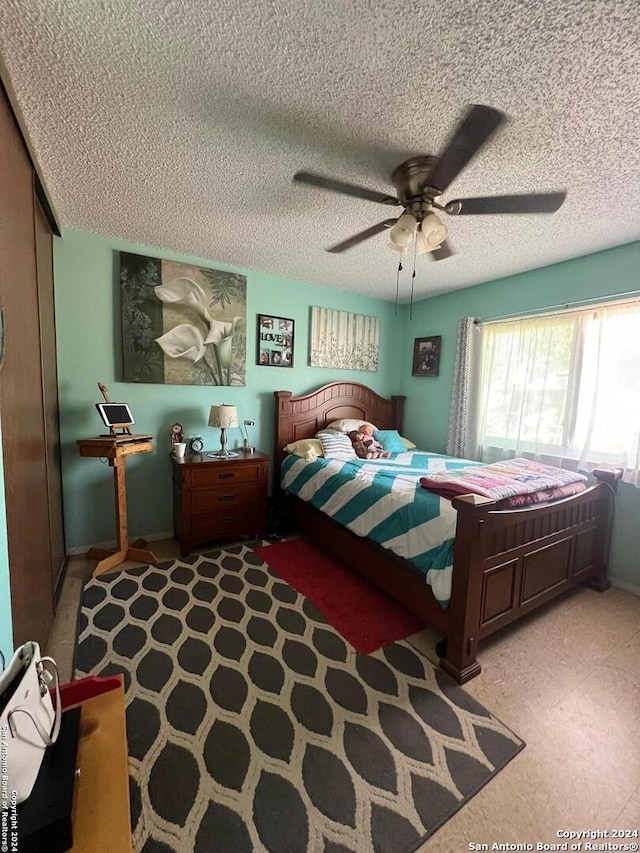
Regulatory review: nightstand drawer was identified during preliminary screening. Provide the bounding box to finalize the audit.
[191,463,264,488]
[190,482,264,513]
[191,502,266,539]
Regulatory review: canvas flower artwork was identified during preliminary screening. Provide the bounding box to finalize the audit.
[120,252,246,385]
[309,306,379,372]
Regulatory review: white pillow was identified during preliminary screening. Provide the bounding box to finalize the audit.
[401,436,417,449]
[317,432,358,461]
[284,439,324,461]
[325,418,377,434]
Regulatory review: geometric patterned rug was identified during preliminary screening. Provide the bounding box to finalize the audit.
[74,542,524,853]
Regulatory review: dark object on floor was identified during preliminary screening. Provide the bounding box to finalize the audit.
[75,544,524,853]
[17,706,81,853]
[268,499,294,538]
[255,538,424,653]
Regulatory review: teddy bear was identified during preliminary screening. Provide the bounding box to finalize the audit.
[348,424,390,459]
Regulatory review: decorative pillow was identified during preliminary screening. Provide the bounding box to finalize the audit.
[317,432,358,461]
[401,436,417,449]
[284,438,324,461]
[374,429,407,454]
[325,418,377,434]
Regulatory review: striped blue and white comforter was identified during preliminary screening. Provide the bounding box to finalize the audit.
[281,450,478,607]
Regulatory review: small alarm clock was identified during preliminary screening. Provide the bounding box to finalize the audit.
[189,435,204,453]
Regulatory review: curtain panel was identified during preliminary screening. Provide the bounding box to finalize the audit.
[446,317,482,459]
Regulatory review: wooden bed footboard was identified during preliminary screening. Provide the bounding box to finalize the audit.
[441,468,621,683]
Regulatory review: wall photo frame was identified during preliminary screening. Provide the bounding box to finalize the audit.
[412,336,442,376]
[257,315,294,368]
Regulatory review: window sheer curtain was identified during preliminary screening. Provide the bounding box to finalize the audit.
[573,304,640,484]
[479,314,580,461]
[478,302,640,486]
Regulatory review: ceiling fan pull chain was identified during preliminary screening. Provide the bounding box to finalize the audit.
[410,269,416,320]
[395,262,403,316]
[410,237,418,320]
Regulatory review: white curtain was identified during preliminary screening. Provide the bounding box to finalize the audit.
[446,317,483,460]
[478,313,580,461]
[478,302,640,486]
[574,304,640,485]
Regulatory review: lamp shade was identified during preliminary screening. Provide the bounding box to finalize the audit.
[208,404,239,429]
[389,213,417,249]
[420,213,449,249]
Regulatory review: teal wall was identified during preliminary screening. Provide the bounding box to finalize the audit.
[399,241,640,588]
[53,230,404,550]
[0,422,13,660]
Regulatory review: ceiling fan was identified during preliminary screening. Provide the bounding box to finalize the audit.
[293,105,566,260]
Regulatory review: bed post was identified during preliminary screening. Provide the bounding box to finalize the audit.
[439,494,494,684]
[273,391,293,496]
[586,468,623,592]
[391,395,405,432]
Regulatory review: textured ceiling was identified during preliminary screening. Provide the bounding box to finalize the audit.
[1,0,639,302]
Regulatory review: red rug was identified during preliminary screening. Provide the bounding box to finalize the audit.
[254,539,425,653]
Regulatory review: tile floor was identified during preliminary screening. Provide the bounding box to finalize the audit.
[47,537,640,852]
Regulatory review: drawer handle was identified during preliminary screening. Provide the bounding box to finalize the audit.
[219,472,235,479]
[221,517,233,524]
[220,494,236,502]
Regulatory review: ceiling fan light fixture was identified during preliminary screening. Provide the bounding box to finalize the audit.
[414,228,428,255]
[415,231,440,256]
[420,213,449,248]
[388,212,417,249]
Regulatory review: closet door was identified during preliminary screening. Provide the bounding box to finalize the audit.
[34,198,66,597]
[0,87,55,647]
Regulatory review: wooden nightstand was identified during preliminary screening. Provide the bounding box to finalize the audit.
[172,450,270,556]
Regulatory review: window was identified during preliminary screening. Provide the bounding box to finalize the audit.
[478,301,640,484]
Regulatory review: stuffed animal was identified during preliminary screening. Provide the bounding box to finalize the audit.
[349,425,390,459]
[348,430,370,459]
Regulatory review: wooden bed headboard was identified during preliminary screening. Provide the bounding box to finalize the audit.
[273,382,405,480]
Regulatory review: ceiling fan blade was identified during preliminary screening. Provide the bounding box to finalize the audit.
[429,241,454,261]
[445,192,566,215]
[293,171,399,205]
[326,219,397,253]
[427,105,506,194]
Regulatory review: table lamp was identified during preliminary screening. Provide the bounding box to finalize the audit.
[207,404,239,458]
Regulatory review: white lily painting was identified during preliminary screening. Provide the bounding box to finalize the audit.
[120,252,246,385]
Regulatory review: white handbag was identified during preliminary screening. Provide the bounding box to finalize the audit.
[0,641,61,804]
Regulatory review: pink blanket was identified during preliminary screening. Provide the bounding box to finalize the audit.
[420,457,587,502]
[494,480,587,508]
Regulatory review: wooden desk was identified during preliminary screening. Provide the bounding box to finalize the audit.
[77,435,157,577]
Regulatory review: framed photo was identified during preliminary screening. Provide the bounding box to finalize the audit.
[412,336,441,376]
[257,315,295,368]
